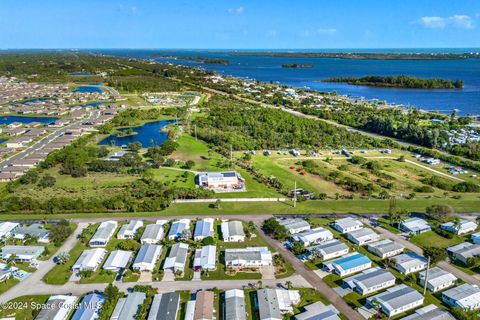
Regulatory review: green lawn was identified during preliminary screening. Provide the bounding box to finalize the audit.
[0,295,50,320]
[409,231,464,249]
[0,277,19,294]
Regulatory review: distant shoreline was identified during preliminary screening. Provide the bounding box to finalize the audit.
[229,52,480,60]
[321,75,464,89]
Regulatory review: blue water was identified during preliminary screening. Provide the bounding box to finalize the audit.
[16,97,50,105]
[98,120,173,147]
[70,72,94,76]
[0,116,58,125]
[73,86,104,93]
[0,139,6,145]
[96,49,480,115]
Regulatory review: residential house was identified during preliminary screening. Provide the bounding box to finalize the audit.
[72,248,107,272]
[89,221,118,247]
[399,218,431,235]
[224,289,246,320]
[419,267,457,293]
[292,227,333,246]
[278,219,310,235]
[0,245,44,262]
[392,253,427,275]
[366,284,424,317]
[306,239,349,261]
[442,284,480,311]
[193,245,217,271]
[447,242,480,264]
[103,250,132,272]
[400,304,454,320]
[141,224,164,244]
[193,290,214,320]
[221,221,245,242]
[13,223,49,243]
[257,289,301,320]
[71,293,104,320]
[0,222,19,238]
[194,218,215,241]
[132,244,162,272]
[344,267,396,295]
[367,239,404,259]
[168,219,191,240]
[110,292,146,320]
[225,247,272,270]
[163,243,189,273]
[328,253,372,277]
[294,302,340,320]
[147,292,180,320]
[35,295,78,320]
[346,228,380,246]
[117,220,143,240]
[332,217,363,234]
[471,232,480,244]
[195,171,244,189]
[441,219,478,235]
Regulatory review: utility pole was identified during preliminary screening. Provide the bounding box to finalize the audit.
[230,145,233,165]
[293,180,297,208]
[194,125,197,140]
[423,255,430,295]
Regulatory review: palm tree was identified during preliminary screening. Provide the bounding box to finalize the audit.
[285,281,293,289]
[453,218,462,234]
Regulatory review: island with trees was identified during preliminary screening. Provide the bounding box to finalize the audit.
[321,75,464,89]
[281,63,314,68]
[151,54,230,65]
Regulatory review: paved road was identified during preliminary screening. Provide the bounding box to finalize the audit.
[364,219,480,285]
[253,222,364,320]
[0,223,89,304]
[0,110,100,170]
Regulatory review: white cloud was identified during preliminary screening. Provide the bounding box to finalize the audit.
[450,15,474,29]
[317,28,337,35]
[227,6,244,14]
[419,16,446,28]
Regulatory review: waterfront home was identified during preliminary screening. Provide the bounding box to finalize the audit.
[224,289,246,320]
[168,219,191,240]
[148,292,180,320]
[117,220,144,239]
[35,295,78,320]
[163,243,189,273]
[0,245,44,262]
[89,221,118,247]
[225,247,272,270]
[72,248,107,272]
[447,242,480,264]
[193,218,215,241]
[332,217,363,234]
[258,289,301,319]
[419,267,457,293]
[306,239,349,261]
[472,232,480,244]
[366,284,424,317]
[110,292,146,320]
[193,245,217,271]
[221,221,245,242]
[278,218,310,234]
[346,228,380,246]
[367,239,404,259]
[294,302,340,320]
[140,223,164,244]
[442,284,480,311]
[0,222,19,238]
[344,267,396,295]
[71,293,104,320]
[103,250,132,272]
[13,223,49,243]
[292,227,333,246]
[399,218,431,235]
[193,290,214,320]
[440,219,478,235]
[327,253,372,277]
[392,253,427,275]
[132,244,162,272]
[400,304,454,320]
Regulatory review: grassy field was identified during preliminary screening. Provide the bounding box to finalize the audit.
[0,295,50,320]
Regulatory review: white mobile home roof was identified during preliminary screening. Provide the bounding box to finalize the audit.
[72,248,106,271]
[442,284,480,310]
[194,218,214,239]
[400,218,431,233]
[71,293,104,320]
[168,219,190,239]
[367,284,424,316]
[367,239,404,257]
[35,295,78,320]
[344,267,395,293]
[419,267,457,291]
[89,220,117,246]
[221,221,245,240]
[117,220,143,238]
[110,292,146,320]
[294,302,340,320]
[103,250,132,270]
[293,227,333,244]
[225,247,273,266]
[133,244,162,268]
[147,292,180,320]
[306,239,349,259]
[1,245,44,261]
[400,304,454,320]
[393,253,427,272]
[0,222,19,238]
[141,224,164,243]
[346,227,379,244]
[163,243,189,270]
[193,245,216,270]
[332,217,363,232]
[278,219,310,234]
[224,289,246,320]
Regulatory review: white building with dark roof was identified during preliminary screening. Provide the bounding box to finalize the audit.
[441,219,478,235]
[367,284,424,317]
[292,227,333,246]
[71,293,104,320]
[419,267,457,293]
[257,289,301,319]
[332,217,363,233]
[221,221,245,242]
[442,284,480,311]
[147,292,180,320]
[392,253,427,275]
[346,228,380,246]
[367,239,404,259]
[400,304,454,320]
[141,223,164,244]
[193,218,215,241]
[89,221,117,247]
[117,220,143,240]
[72,248,107,272]
[344,267,396,295]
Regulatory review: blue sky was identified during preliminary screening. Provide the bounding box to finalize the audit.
[1,0,479,49]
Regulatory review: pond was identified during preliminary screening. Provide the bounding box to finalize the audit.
[0,116,58,125]
[69,72,94,76]
[98,120,174,148]
[73,86,104,93]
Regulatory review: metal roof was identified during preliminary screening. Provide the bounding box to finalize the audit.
[221,221,245,239]
[111,292,146,320]
[419,267,457,289]
[371,284,423,311]
[71,293,104,320]
[89,221,117,244]
[225,289,246,320]
[148,292,180,320]
[257,289,282,320]
[163,243,189,269]
[103,250,132,270]
[400,304,454,320]
[368,239,404,255]
[141,224,164,242]
[345,267,395,292]
[133,244,162,265]
[307,240,348,256]
[194,218,214,239]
